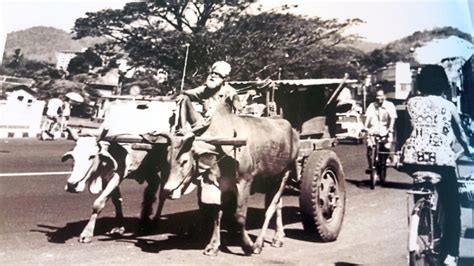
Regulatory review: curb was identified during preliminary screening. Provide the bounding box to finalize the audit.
[0,126,101,139]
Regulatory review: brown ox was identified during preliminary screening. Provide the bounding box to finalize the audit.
[163,103,299,255]
[61,130,170,243]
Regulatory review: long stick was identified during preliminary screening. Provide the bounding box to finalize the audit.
[180,43,190,93]
[323,73,349,113]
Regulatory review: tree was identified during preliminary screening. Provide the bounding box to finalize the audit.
[0,51,55,79]
[6,49,24,68]
[67,48,103,75]
[209,12,363,80]
[72,0,255,88]
[74,2,364,89]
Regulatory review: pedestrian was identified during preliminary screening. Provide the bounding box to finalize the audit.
[61,97,71,131]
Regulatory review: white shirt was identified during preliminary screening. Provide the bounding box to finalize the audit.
[46,98,63,117]
[365,100,397,134]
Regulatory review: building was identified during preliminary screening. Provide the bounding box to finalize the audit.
[370,62,413,100]
[56,50,80,70]
[0,75,35,98]
[0,86,45,138]
[88,68,120,97]
[5,86,36,103]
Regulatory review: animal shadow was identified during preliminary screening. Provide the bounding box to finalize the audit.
[33,206,305,253]
[34,217,139,244]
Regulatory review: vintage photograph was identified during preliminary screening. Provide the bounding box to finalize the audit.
[1,0,473,264]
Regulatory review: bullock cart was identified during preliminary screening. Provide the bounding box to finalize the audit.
[104,76,353,242]
[229,75,356,241]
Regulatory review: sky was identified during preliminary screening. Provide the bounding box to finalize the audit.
[260,0,473,43]
[1,0,473,59]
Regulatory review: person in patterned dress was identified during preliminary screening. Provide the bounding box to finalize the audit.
[400,64,473,265]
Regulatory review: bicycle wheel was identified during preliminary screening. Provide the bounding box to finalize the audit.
[377,159,387,186]
[370,168,377,190]
[408,201,436,266]
[369,143,378,190]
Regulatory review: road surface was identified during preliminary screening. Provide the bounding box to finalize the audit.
[0,138,472,265]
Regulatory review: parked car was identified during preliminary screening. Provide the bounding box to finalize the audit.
[71,102,96,118]
[335,112,365,144]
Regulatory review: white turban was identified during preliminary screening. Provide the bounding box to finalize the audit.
[211,61,231,78]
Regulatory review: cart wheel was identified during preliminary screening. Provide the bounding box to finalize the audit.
[299,150,346,241]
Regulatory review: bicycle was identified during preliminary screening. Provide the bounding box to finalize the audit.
[406,152,474,266]
[366,132,393,189]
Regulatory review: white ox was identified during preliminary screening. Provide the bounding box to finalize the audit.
[62,130,170,243]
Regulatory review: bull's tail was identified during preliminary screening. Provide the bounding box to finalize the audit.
[288,128,300,183]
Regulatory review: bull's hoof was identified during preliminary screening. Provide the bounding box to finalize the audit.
[242,244,254,255]
[203,246,219,256]
[78,235,92,243]
[271,239,283,248]
[108,226,125,235]
[138,219,154,234]
[252,243,263,254]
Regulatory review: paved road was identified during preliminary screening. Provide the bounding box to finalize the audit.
[0,138,472,265]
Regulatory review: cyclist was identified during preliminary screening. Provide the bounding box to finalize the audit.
[363,88,397,174]
[400,65,473,265]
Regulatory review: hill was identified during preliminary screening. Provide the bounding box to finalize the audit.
[4,26,104,64]
[359,26,473,72]
[385,26,472,53]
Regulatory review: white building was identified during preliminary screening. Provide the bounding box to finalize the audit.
[0,86,45,138]
[56,50,80,70]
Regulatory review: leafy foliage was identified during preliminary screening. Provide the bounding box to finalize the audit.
[1,50,55,80]
[72,1,256,89]
[72,1,364,90]
[67,48,103,75]
[209,12,364,80]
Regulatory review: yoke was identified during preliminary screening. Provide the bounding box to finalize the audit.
[103,134,247,151]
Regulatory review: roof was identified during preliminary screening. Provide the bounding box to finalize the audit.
[89,69,120,86]
[101,95,176,102]
[5,85,36,95]
[229,78,358,88]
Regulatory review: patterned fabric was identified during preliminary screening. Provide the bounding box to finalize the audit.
[401,95,457,167]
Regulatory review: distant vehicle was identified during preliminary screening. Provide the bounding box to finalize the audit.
[335,112,365,144]
[71,102,95,118]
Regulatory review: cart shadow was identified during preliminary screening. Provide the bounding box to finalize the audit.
[32,206,304,253]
